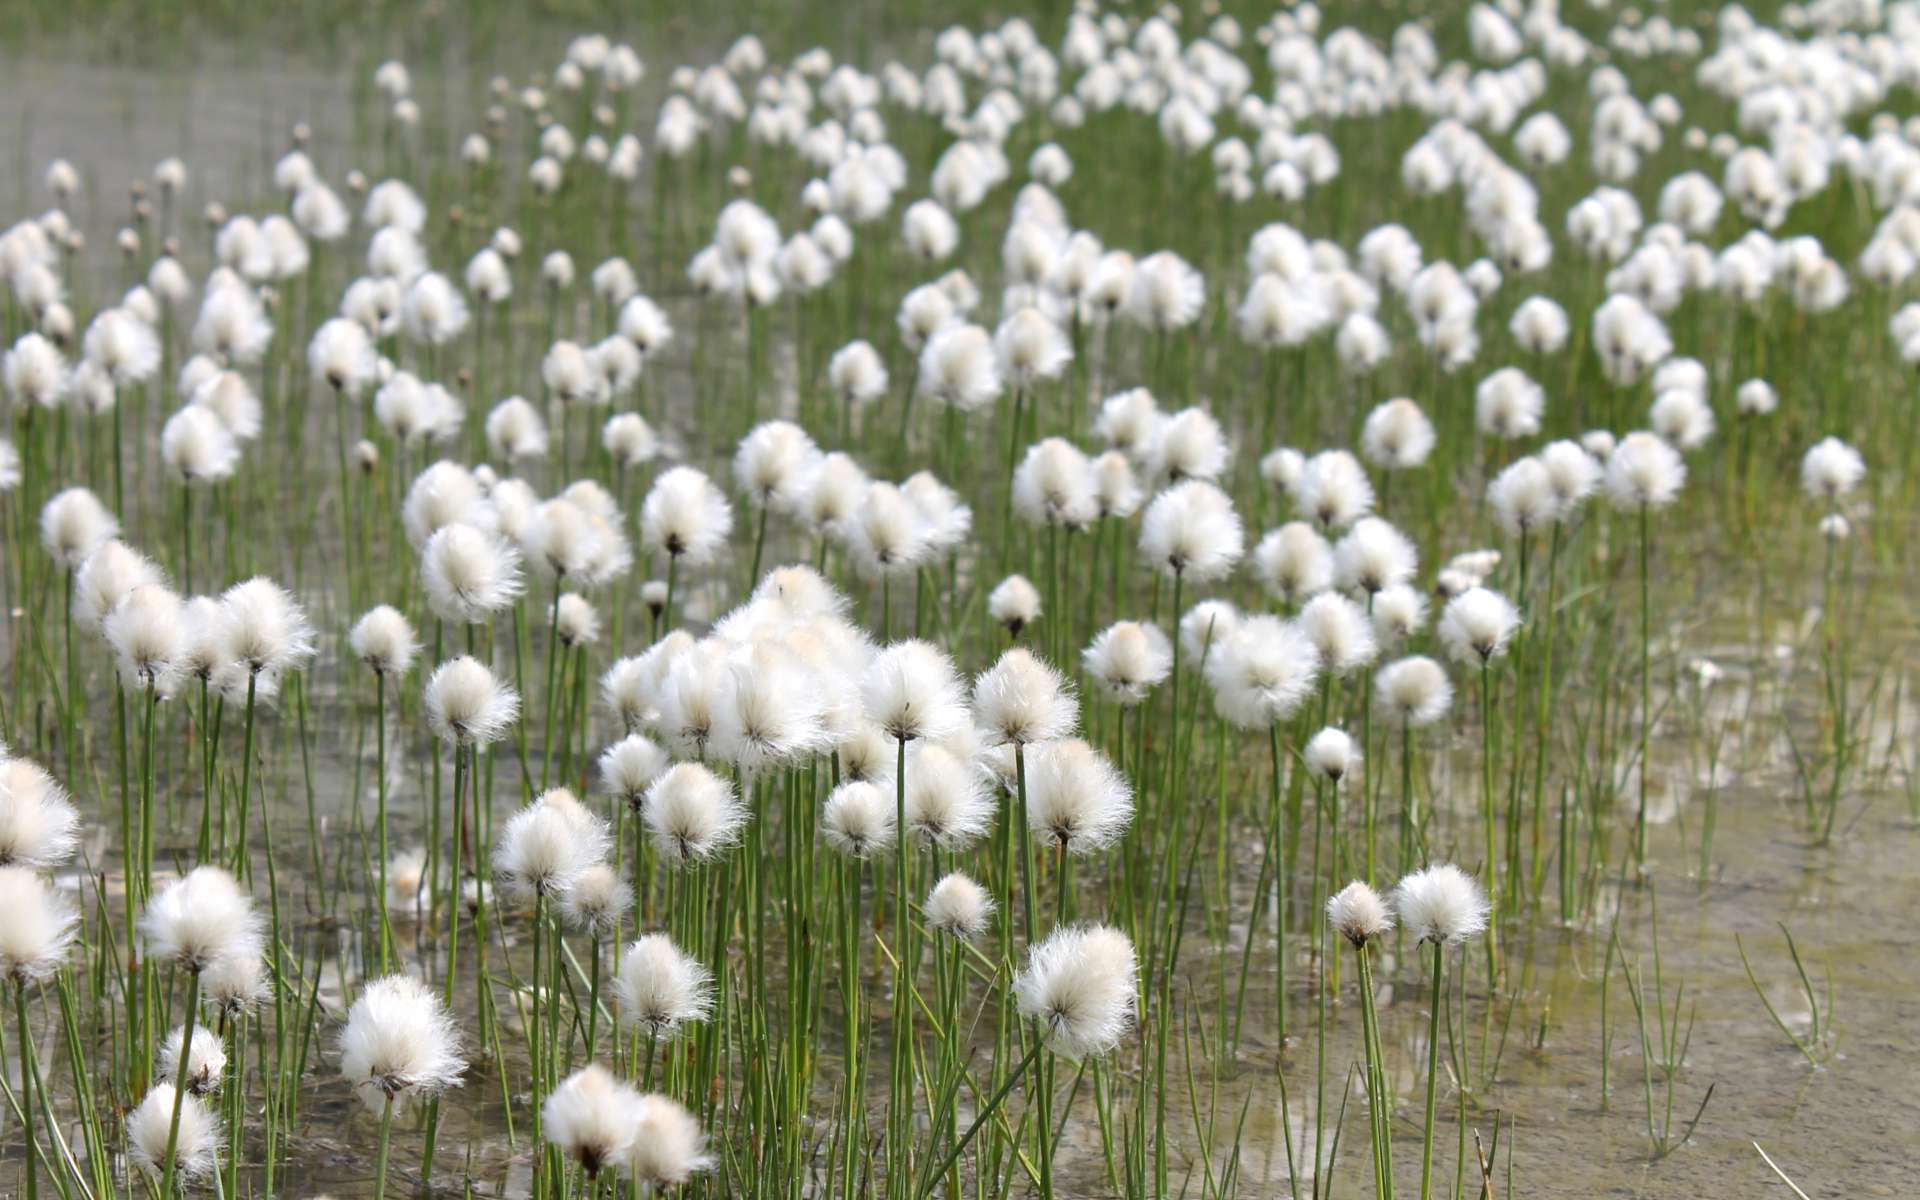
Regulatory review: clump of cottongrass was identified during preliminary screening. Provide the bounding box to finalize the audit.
[988,574,1042,639]
[350,605,419,678]
[1395,863,1490,1198]
[1138,480,1244,584]
[543,1064,640,1180]
[341,973,466,1199]
[1293,449,1374,531]
[0,867,75,1194]
[421,524,524,626]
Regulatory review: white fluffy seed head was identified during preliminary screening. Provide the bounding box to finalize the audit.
[307,317,377,395]
[486,396,549,462]
[1297,592,1378,676]
[159,1024,228,1095]
[1025,739,1133,854]
[1333,517,1417,595]
[917,323,1001,411]
[602,412,658,468]
[104,583,185,693]
[1012,438,1097,529]
[339,972,466,1114]
[925,871,994,940]
[903,743,993,850]
[423,655,520,746]
[1015,924,1139,1058]
[1293,449,1374,530]
[0,865,77,982]
[422,524,525,623]
[644,764,746,865]
[598,734,669,809]
[349,604,420,676]
[1474,367,1545,439]
[1487,457,1557,535]
[126,1083,220,1181]
[543,1064,640,1177]
[1138,481,1243,582]
[1178,599,1241,663]
[861,640,967,743]
[494,788,611,903]
[1376,656,1453,726]
[1801,437,1865,504]
[559,862,632,937]
[734,420,821,512]
[1393,863,1490,945]
[219,577,316,686]
[0,755,79,868]
[1082,621,1173,706]
[142,865,259,973]
[1370,584,1428,646]
[821,779,897,858]
[1304,727,1358,781]
[1205,615,1321,730]
[160,405,240,484]
[621,1093,714,1188]
[1438,587,1522,664]
[641,466,734,566]
[1360,398,1436,469]
[1538,440,1601,513]
[1327,880,1393,946]
[39,486,118,568]
[973,647,1078,745]
[616,933,713,1038]
[988,574,1042,635]
[1605,431,1686,509]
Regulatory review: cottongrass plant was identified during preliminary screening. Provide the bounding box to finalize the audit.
[1327,882,1394,1200]
[340,973,466,1200]
[0,866,78,1200]
[1393,864,1490,1200]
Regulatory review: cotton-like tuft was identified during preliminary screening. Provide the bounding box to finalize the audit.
[159,1024,228,1095]
[821,779,897,858]
[543,1064,640,1178]
[1487,457,1557,534]
[1082,621,1172,705]
[0,755,79,868]
[422,524,525,623]
[1801,437,1864,503]
[0,865,78,982]
[423,656,520,746]
[494,788,611,903]
[1604,431,1686,509]
[1326,880,1393,946]
[339,972,465,1113]
[1438,588,1522,665]
[621,1093,714,1188]
[616,933,713,1039]
[1333,517,1417,595]
[1360,398,1436,469]
[1015,924,1139,1058]
[925,872,994,939]
[1293,449,1374,530]
[1024,739,1133,853]
[126,1083,220,1180]
[973,647,1078,746]
[1138,481,1243,582]
[1393,863,1490,945]
[641,466,734,567]
[40,487,118,569]
[1205,615,1321,730]
[143,866,260,972]
[349,605,419,676]
[1304,727,1358,781]
[1298,592,1378,676]
[644,764,746,865]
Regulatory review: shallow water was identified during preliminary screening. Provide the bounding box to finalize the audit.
[5,16,1920,1200]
